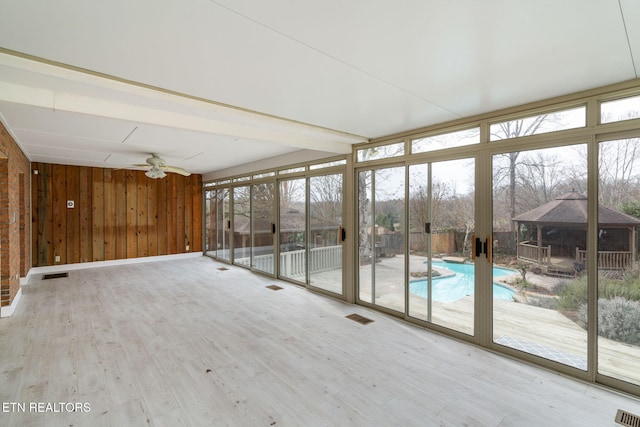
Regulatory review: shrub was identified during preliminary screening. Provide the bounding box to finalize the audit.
[554,277,587,311]
[554,269,640,312]
[579,297,640,346]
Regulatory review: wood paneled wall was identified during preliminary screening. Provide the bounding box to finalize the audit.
[32,163,202,267]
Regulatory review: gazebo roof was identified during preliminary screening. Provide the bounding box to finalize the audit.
[512,192,640,226]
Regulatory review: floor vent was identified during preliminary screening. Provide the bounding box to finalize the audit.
[266,285,283,291]
[217,267,229,271]
[42,272,68,280]
[346,313,374,325]
[616,409,640,427]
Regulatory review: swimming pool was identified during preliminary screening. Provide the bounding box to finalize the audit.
[409,261,516,302]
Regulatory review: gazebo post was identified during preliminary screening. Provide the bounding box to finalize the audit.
[537,225,543,263]
[632,226,637,266]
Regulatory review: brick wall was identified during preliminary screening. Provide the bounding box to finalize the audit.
[0,121,31,308]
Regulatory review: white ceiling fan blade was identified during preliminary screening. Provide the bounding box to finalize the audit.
[161,165,191,176]
[132,163,152,168]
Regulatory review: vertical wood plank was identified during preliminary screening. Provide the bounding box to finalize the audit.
[184,175,193,252]
[137,172,148,257]
[103,169,116,260]
[66,166,81,264]
[79,166,93,263]
[31,164,41,266]
[192,175,203,252]
[52,164,67,264]
[147,175,158,257]
[92,168,105,261]
[176,175,185,253]
[167,173,177,254]
[126,170,138,258]
[44,164,54,265]
[114,169,127,260]
[157,175,168,255]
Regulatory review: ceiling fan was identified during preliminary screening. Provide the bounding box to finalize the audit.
[133,153,191,179]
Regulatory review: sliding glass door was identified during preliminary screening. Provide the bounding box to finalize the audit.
[251,182,275,275]
[308,173,344,295]
[279,178,306,283]
[232,185,251,266]
[408,159,475,335]
[216,187,230,261]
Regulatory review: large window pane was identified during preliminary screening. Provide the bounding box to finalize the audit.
[493,144,588,369]
[279,178,306,282]
[597,137,640,386]
[309,173,343,294]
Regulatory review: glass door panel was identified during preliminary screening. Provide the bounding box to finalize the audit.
[408,159,475,335]
[251,182,275,275]
[205,189,216,257]
[492,144,588,369]
[279,178,306,282]
[597,137,640,386]
[309,173,343,295]
[217,188,230,261]
[232,185,251,266]
[358,166,405,312]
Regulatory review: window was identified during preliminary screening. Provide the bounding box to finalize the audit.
[412,127,479,153]
[278,166,305,175]
[601,95,640,123]
[356,142,404,162]
[310,159,347,170]
[490,106,586,141]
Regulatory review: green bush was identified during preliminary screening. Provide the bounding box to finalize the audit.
[554,277,587,311]
[579,297,640,346]
[554,269,640,311]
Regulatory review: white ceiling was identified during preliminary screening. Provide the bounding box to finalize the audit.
[0,0,638,179]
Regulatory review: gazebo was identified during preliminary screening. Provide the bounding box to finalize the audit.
[512,192,640,276]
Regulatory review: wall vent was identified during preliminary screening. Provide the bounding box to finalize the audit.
[266,285,283,291]
[346,313,374,325]
[616,410,640,427]
[217,267,229,271]
[42,272,68,280]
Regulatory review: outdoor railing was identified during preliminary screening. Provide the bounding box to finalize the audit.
[517,241,551,264]
[234,245,342,277]
[575,248,633,270]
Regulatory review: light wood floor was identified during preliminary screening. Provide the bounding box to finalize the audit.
[1,257,640,426]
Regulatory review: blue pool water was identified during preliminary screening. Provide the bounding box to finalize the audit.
[409,261,516,302]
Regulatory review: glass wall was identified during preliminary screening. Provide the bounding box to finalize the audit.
[204,83,640,397]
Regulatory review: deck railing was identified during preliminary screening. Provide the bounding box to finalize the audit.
[235,245,342,277]
[575,248,633,270]
[517,241,551,264]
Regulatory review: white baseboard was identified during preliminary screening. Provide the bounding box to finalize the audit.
[0,287,22,318]
[25,252,203,281]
